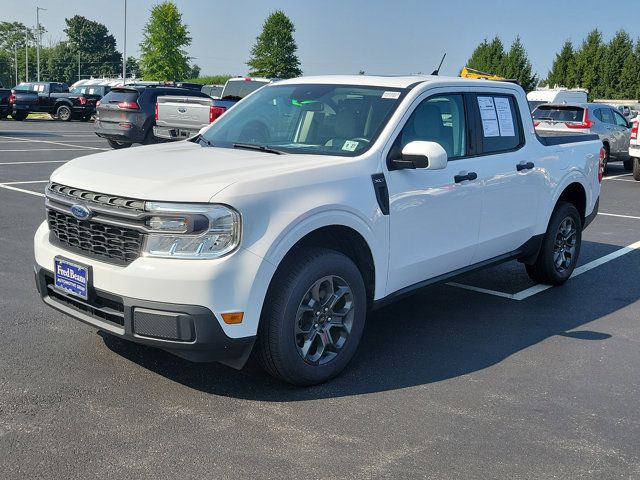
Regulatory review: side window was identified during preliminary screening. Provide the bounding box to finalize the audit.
[396,94,467,158]
[593,109,603,122]
[600,108,614,124]
[477,95,522,153]
[613,111,628,127]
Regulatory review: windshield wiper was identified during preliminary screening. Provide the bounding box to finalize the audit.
[232,143,285,155]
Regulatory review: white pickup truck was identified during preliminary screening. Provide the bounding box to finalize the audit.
[630,116,640,180]
[34,75,603,385]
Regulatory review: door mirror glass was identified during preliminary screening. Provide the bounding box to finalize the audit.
[398,140,448,170]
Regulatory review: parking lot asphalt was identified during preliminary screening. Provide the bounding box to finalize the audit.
[1,119,639,479]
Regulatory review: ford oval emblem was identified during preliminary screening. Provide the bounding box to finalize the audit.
[177,107,187,113]
[70,204,91,220]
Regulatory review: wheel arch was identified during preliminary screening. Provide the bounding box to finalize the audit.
[556,181,587,226]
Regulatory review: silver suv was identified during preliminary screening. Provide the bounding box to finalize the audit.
[533,103,633,171]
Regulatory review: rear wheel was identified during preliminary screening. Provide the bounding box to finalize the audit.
[633,158,640,181]
[255,247,366,386]
[525,202,582,286]
[56,105,72,122]
[107,139,132,149]
[602,144,610,173]
[623,159,633,171]
[11,111,27,121]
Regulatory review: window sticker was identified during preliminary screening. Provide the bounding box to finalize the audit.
[342,140,359,151]
[381,91,401,99]
[477,96,500,137]
[494,97,515,136]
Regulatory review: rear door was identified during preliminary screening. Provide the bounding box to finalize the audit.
[470,92,543,263]
[599,108,622,155]
[612,110,631,158]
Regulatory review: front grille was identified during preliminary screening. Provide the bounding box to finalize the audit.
[48,209,143,265]
[44,274,125,327]
[48,183,145,212]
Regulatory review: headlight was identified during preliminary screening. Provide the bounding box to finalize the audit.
[142,203,241,259]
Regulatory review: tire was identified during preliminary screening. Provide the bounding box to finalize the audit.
[602,144,610,173]
[56,105,72,122]
[525,202,582,286]
[11,111,27,121]
[633,158,640,181]
[107,139,132,149]
[255,247,367,386]
[142,127,158,145]
[623,159,633,171]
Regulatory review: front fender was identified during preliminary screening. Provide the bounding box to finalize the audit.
[256,207,388,300]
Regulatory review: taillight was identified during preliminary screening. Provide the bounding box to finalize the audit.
[598,146,605,183]
[8,93,15,104]
[209,106,226,123]
[117,101,139,110]
[631,119,638,140]
[565,108,593,129]
[533,121,540,127]
[78,96,87,105]
[96,100,101,108]
[154,102,158,121]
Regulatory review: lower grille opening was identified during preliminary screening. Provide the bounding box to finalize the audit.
[44,273,125,327]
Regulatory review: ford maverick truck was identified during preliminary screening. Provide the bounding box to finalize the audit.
[34,75,603,385]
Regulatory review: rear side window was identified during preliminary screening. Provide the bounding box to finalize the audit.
[600,108,615,124]
[102,89,140,103]
[478,95,523,153]
[222,80,269,100]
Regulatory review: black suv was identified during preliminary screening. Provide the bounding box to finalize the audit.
[95,85,210,149]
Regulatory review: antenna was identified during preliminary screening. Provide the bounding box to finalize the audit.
[431,53,446,76]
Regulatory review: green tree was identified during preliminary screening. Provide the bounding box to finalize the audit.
[64,15,121,77]
[139,1,192,80]
[0,22,39,85]
[126,56,141,78]
[546,40,576,88]
[574,29,605,99]
[619,41,640,99]
[247,10,302,78]
[46,42,78,85]
[466,36,506,75]
[602,30,634,99]
[502,36,537,91]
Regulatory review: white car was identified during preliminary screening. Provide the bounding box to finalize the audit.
[34,75,603,385]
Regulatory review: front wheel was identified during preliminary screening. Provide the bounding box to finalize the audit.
[255,248,366,386]
[11,111,27,121]
[56,105,72,122]
[633,158,640,181]
[525,202,582,286]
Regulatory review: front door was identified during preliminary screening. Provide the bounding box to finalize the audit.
[384,92,483,294]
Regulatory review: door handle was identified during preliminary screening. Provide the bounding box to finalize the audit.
[454,171,478,183]
[516,162,535,171]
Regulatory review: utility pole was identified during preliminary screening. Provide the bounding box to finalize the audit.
[25,31,29,82]
[14,44,18,85]
[36,7,47,81]
[122,0,127,81]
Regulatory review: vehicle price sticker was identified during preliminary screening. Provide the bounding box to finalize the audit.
[494,97,516,136]
[342,140,359,151]
[477,96,500,137]
[381,91,401,99]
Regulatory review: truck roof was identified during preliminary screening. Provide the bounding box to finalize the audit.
[275,74,522,90]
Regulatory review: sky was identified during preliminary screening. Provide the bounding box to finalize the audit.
[3,0,639,79]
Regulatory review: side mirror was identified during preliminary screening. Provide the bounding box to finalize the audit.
[393,141,448,170]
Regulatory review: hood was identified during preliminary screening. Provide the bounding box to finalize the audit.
[50,141,340,202]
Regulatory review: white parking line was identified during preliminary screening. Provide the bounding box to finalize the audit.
[607,178,637,183]
[0,135,107,151]
[0,148,97,152]
[448,239,640,300]
[0,160,67,165]
[599,212,640,221]
[603,173,633,180]
[0,183,45,197]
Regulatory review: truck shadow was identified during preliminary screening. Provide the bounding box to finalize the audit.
[102,248,640,401]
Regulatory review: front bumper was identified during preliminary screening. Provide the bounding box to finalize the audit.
[629,146,640,158]
[34,221,277,365]
[35,266,255,366]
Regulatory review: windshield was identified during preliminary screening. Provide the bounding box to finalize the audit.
[202,83,405,156]
[221,80,270,100]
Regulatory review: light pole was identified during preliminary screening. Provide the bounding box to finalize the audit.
[36,7,46,81]
[122,0,127,81]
